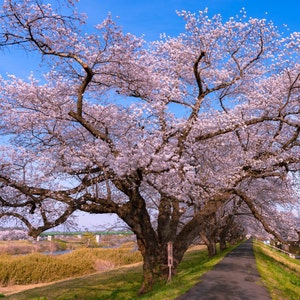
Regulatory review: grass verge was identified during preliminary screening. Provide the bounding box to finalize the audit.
[4,244,237,300]
[254,241,300,300]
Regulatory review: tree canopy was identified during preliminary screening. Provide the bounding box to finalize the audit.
[0,0,300,293]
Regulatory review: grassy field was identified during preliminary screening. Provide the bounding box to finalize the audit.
[254,241,300,300]
[0,242,141,287]
[1,244,237,300]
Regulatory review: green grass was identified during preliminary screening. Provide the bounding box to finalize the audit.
[3,244,237,300]
[254,241,300,300]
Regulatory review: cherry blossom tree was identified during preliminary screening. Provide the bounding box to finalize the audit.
[1,0,300,293]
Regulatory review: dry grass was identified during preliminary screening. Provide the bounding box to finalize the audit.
[0,241,38,255]
[0,244,141,287]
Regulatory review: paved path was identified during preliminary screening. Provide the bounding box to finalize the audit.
[176,239,271,300]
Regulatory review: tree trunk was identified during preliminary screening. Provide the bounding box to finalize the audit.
[219,223,230,251]
[117,189,223,293]
[137,239,169,294]
[117,190,172,294]
[219,236,227,251]
[200,231,217,257]
[207,240,217,256]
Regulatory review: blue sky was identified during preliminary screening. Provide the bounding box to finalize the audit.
[2,0,300,79]
[82,0,300,38]
[1,0,300,229]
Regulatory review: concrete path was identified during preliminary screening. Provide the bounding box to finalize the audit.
[176,239,271,300]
